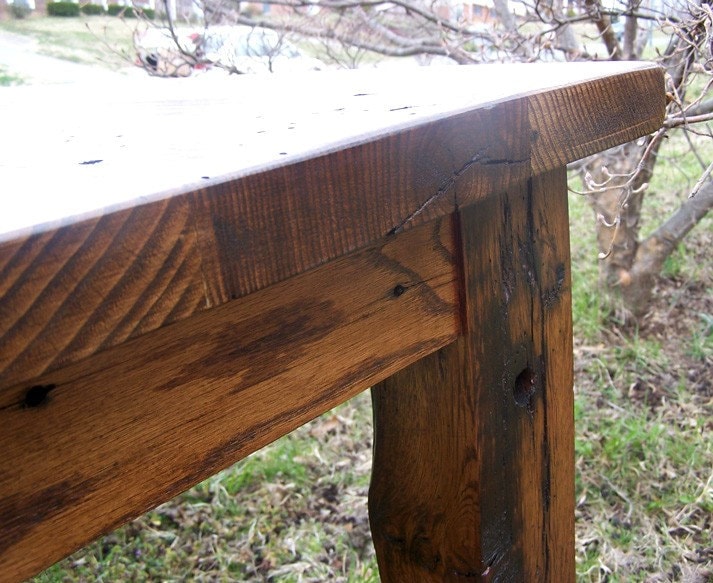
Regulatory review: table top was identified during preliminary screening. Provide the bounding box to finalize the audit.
[1,62,664,388]
[2,62,660,238]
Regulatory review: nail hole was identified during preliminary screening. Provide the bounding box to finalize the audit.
[513,368,536,408]
[392,284,406,297]
[23,384,56,408]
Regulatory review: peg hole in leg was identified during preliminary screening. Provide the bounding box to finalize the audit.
[513,367,536,409]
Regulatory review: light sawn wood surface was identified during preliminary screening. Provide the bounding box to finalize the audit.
[0,62,664,581]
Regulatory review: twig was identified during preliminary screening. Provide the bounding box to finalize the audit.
[687,158,713,197]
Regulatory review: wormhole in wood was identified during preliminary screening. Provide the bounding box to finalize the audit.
[392,284,407,297]
[513,367,536,408]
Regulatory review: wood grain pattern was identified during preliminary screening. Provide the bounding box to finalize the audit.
[193,98,530,302]
[0,65,664,387]
[0,218,458,582]
[0,197,204,388]
[369,168,574,581]
[528,66,665,173]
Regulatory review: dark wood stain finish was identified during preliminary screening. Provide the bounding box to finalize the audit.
[369,169,575,581]
[0,219,458,581]
[0,198,204,388]
[0,66,664,389]
[0,64,666,582]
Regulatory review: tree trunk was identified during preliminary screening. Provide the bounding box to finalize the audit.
[623,183,713,312]
[584,142,713,319]
[492,0,516,32]
[584,141,654,319]
[586,143,649,273]
[552,0,579,57]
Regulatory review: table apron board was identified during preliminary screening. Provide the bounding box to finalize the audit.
[0,213,460,580]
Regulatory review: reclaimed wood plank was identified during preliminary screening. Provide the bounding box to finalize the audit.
[369,168,575,581]
[528,65,664,173]
[0,64,664,387]
[0,218,458,582]
[0,197,204,388]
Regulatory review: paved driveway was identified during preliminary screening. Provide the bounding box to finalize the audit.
[0,29,137,84]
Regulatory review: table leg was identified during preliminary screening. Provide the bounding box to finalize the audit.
[369,168,575,581]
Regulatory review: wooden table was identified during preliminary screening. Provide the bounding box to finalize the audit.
[0,63,663,581]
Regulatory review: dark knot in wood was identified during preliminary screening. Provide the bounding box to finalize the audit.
[23,384,57,408]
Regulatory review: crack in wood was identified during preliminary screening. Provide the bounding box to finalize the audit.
[387,153,530,236]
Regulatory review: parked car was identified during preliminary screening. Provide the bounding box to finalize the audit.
[193,26,323,74]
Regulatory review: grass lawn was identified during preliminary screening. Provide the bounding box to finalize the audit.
[0,15,136,71]
[568,130,713,582]
[0,64,24,85]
